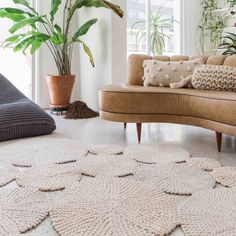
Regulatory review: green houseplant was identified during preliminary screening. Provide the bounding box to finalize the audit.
[227,0,236,7]
[197,0,235,55]
[131,7,175,55]
[0,0,123,109]
[220,32,236,55]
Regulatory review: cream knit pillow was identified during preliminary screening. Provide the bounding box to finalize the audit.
[192,65,236,92]
[142,58,203,87]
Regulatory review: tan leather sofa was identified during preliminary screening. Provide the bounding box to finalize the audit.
[99,54,236,152]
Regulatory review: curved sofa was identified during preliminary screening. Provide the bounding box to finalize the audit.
[99,54,236,152]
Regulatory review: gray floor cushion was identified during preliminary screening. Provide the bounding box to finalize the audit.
[0,73,56,141]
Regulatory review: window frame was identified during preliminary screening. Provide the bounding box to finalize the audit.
[128,0,184,56]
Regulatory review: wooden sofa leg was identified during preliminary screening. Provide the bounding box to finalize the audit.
[124,122,127,129]
[216,132,222,152]
[136,123,142,143]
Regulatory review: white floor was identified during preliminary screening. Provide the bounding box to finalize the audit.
[53,116,236,167]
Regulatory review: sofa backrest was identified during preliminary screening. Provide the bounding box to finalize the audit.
[127,54,236,86]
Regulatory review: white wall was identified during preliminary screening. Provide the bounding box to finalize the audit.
[37,0,126,109]
[181,0,202,55]
[36,0,61,107]
[77,8,112,111]
[36,0,200,109]
[111,0,127,84]
[77,0,126,110]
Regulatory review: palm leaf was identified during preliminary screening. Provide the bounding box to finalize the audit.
[69,0,123,22]
[12,0,37,14]
[75,39,95,67]
[72,18,98,40]
[9,16,44,34]
[50,0,62,22]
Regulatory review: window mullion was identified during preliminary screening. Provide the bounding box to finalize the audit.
[146,0,151,55]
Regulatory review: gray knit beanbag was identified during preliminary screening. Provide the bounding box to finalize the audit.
[0,73,56,141]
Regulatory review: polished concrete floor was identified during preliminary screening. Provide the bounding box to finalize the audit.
[53,116,236,167]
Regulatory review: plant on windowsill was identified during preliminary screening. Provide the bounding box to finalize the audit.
[0,0,123,110]
[131,5,176,55]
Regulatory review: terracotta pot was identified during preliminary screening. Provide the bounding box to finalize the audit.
[46,75,75,109]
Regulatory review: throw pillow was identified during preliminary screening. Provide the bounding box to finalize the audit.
[192,65,236,92]
[142,58,203,87]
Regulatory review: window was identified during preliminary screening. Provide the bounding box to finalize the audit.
[0,0,34,99]
[127,0,182,56]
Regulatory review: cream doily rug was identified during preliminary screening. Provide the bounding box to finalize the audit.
[179,188,236,236]
[77,154,138,177]
[0,187,48,235]
[0,138,88,167]
[134,163,215,195]
[49,177,180,236]
[211,167,236,187]
[88,144,124,155]
[0,136,234,236]
[0,165,19,187]
[124,144,190,164]
[16,164,81,191]
[186,158,221,171]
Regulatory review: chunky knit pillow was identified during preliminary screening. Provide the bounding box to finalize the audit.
[192,65,236,92]
[142,58,203,87]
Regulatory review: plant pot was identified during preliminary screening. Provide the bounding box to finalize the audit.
[46,75,75,109]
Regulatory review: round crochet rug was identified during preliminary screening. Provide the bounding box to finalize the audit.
[211,167,236,187]
[179,188,236,236]
[0,138,88,167]
[87,144,124,155]
[134,163,216,195]
[49,177,180,236]
[186,157,221,171]
[124,144,191,164]
[16,164,82,191]
[1,137,234,236]
[0,187,48,235]
[77,153,138,177]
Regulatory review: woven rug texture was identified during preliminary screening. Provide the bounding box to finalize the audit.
[0,137,235,236]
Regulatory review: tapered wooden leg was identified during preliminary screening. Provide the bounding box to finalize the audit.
[216,132,222,152]
[136,123,142,143]
[124,122,127,129]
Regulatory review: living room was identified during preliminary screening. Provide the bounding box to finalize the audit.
[0,0,236,235]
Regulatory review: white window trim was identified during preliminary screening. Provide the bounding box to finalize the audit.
[179,0,186,55]
[146,0,151,55]
[31,0,39,103]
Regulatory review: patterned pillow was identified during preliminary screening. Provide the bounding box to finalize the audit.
[192,65,236,92]
[142,58,203,87]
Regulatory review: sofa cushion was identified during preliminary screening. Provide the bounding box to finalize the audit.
[142,58,203,87]
[192,65,236,92]
[0,74,56,141]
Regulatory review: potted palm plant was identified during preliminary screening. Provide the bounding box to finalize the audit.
[0,0,123,110]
